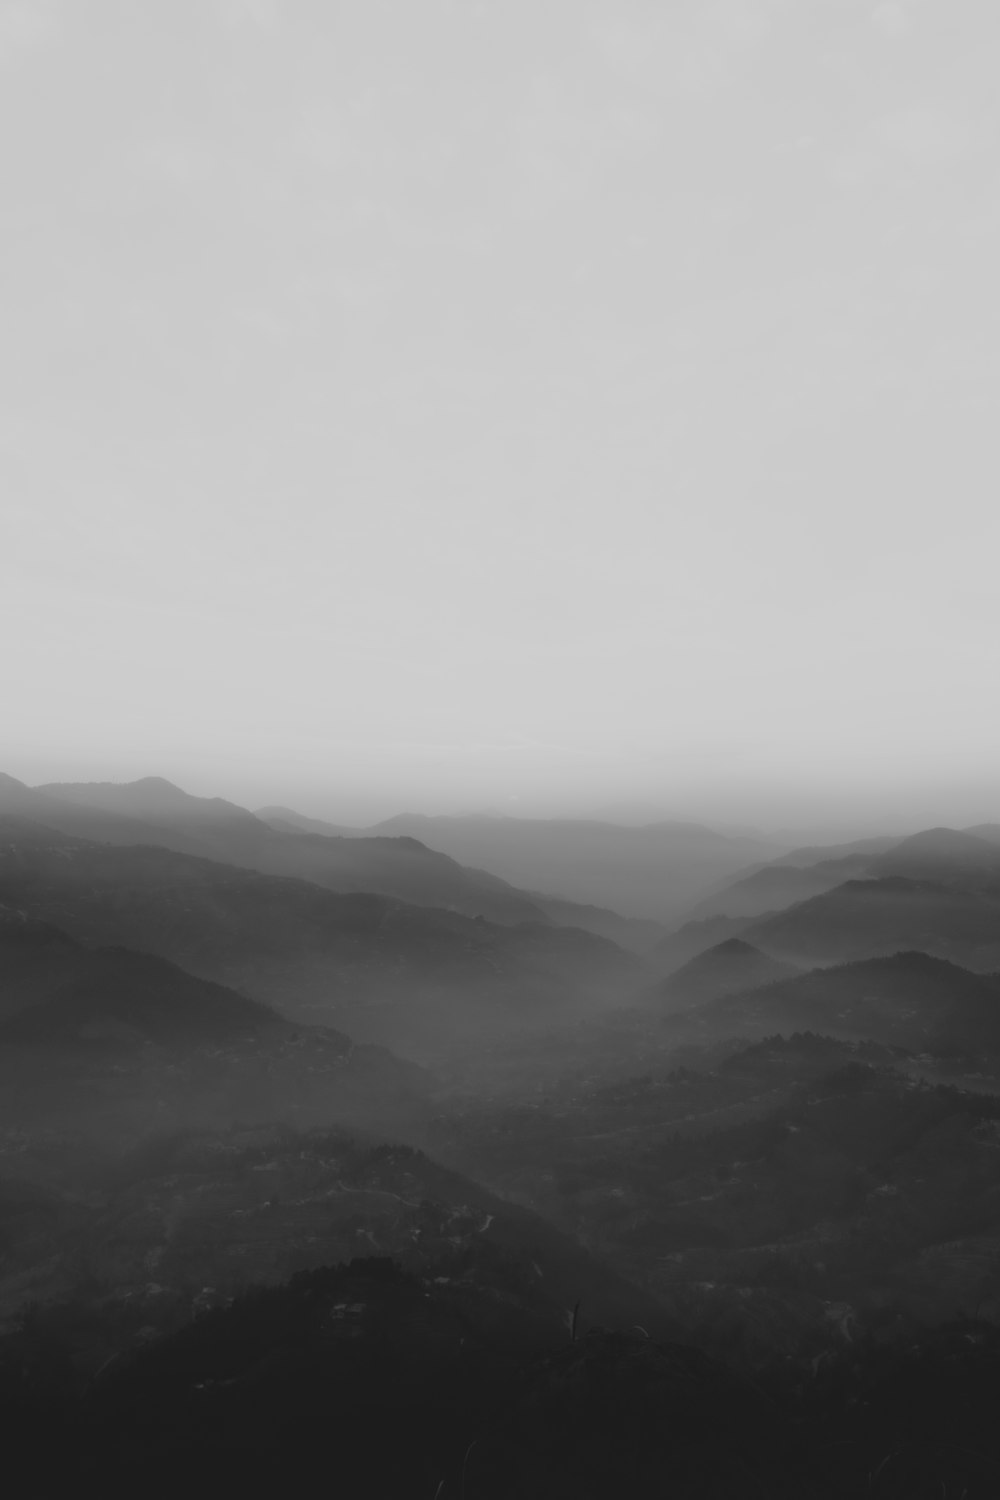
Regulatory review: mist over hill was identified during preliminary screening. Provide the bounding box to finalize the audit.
[658,952,1000,1055]
[4,779,1000,1496]
[686,827,1000,923]
[358,812,781,922]
[0,816,644,1065]
[649,939,803,1011]
[5,775,548,925]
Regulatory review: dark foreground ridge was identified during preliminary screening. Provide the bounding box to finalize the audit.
[6,1255,1000,1498]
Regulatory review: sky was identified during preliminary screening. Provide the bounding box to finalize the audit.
[2,0,999,829]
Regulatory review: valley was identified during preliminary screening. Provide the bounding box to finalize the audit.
[4,777,1000,1494]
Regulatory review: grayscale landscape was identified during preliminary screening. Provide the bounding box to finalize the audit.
[2,3,999,1496]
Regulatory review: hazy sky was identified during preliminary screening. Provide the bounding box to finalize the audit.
[3,0,998,827]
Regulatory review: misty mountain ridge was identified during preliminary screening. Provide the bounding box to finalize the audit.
[648,939,803,1011]
[15,775,549,925]
[662,950,1000,1055]
[0,817,644,1064]
[652,913,768,973]
[869,826,1000,884]
[259,803,669,950]
[682,861,866,922]
[354,811,781,922]
[254,803,359,837]
[741,875,1000,972]
[0,920,434,1158]
[691,825,1000,923]
[7,776,673,948]
[0,917,281,1047]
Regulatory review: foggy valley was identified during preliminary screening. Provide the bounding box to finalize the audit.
[4,1,1000,1494]
[5,773,1000,1494]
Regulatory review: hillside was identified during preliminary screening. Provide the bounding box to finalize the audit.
[868,827,1000,887]
[652,913,762,973]
[0,911,432,1145]
[363,813,779,922]
[743,877,1000,971]
[688,827,1000,925]
[665,952,1000,1054]
[683,863,854,921]
[9,775,549,925]
[649,939,802,1010]
[0,820,643,1063]
[0,1251,802,1498]
[8,1103,1000,1496]
[0,915,278,1045]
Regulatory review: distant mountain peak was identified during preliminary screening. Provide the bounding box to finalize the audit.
[709,938,763,958]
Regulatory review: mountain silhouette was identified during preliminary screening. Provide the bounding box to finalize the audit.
[0,818,642,1061]
[868,827,1000,886]
[650,938,802,1009]
[693,827,1000,925]
[743,876,1000,971]
[668,951,1000,1053]
[362,813,778,922]
[15,776,549,924]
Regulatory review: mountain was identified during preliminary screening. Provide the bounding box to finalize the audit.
[255,804,359,837]
[667,952,1000,1054]
[651,913,764,973]
[363,813,779,922]
[260,803,668,951]
[742,877,1000,971]
[681,861,862,921]
[868,827,1000,887]
[768,834,901,867]
[649,939,802,1010]
[689,827,1000,926]
[2,1149,797,1497]
[965,823,1000,846]
[18,776,549,925]
[0,819,643,1063]
[0,908,432,1139]
[0,910,277,1043]
[523,894,667,953]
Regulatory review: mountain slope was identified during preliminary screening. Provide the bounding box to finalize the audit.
[649,939,802,1010]
[21,777,549,924]
[742,877,1000,971]
[0,819,643,1061]
[682,862,858,921]
[0,911,275,1043]
[255,804,358,837]
[868,827,1000,886]
[667,952,1000,1053]
[364,813,779,922]
[651,914,764,974]
[691,827,1000,925]
[0,911,433,1148]
[261,804,669,951]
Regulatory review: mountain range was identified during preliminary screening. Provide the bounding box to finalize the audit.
[0,816,643,1064]
[0,908,433,1143]
[2,774,678,950]
[276,806,780,922]
[659,949,1000,1055]
[686,827,1000,922]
